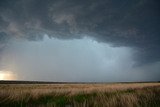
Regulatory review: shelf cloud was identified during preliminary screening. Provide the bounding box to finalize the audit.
[0,0,160,81]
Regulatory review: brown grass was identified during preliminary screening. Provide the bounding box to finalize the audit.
[0,83,160,107]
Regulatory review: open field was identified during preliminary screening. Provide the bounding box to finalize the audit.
[0,82,160,107]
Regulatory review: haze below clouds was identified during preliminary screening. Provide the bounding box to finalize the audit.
[1,36,160,82]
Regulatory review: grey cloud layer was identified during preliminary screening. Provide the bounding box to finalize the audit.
[0,0,160,64]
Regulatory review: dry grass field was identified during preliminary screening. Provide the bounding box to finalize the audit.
[0,82,160,107]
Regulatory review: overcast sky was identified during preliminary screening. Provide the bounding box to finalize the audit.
[0,0,160,82]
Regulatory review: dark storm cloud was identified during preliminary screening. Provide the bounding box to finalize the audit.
[0,0,160,64]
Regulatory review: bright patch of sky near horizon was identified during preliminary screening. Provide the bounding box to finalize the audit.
[0,70,17,80]
[0,35,160,82]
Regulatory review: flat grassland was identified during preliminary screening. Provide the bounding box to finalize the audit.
[0,82,160,107]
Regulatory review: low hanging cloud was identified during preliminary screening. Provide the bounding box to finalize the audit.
[0,0,160,65]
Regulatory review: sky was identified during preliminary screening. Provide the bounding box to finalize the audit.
[0,0,160,82]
